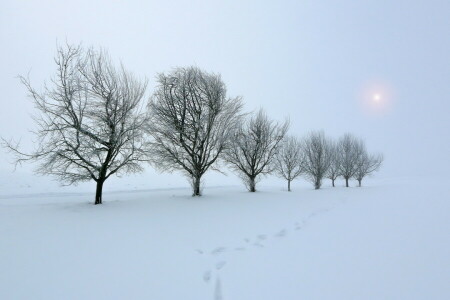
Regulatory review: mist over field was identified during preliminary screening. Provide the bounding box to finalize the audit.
[1,0,449,187]
[0,1,449,299]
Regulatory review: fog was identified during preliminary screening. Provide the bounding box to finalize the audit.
[1,0,449,191]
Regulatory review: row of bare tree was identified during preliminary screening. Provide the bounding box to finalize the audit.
[275,132,383,192]
[2,45,382,204]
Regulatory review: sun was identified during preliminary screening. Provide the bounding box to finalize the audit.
[373,93,381,102]
[358,80,395,116]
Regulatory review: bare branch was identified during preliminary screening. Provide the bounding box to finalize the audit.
[301,131,332,190]
[274,135,303,191]
[146,66,243,196]
[354,149,383,187]
[336,133,364,187]
[2,44,149,204]
[223,109,289,192]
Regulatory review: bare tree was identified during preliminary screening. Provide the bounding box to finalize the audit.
[2,44,148,205]
[337,133,364,187]
[274,135,303,191]
[354,149,383,187]
[224,109,289,192]
[146,66,243,196]
[326,140,340,187]
[301,131,332,190]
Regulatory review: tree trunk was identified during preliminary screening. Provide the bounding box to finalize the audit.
[314,178,321,190]
[95,179,104,205]
[358,179,362,187]
[288,179,291,192]
[345,177,349,187]
[332,178,335,187]
[249,176,256,192]
[192,176,201,196]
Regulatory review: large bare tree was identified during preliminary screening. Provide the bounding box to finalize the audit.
[337,133,364,187]
[224,109,289,192]
[146,66,243,196]
[354,149,383,187]
[325,140,340,187]
[274,135,303,191]
[2,44,148,205]
[301,131,332,189]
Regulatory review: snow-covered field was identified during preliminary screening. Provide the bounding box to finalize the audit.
[1,176,449,300]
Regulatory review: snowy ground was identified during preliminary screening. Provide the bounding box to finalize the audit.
[1,176,449,300]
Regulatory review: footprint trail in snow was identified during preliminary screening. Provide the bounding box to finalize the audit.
[196,202,341,300]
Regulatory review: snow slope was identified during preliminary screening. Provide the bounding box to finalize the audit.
[0,177,449,300]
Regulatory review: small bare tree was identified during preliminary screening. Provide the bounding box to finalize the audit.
[274,135,303,191]
[337,133,364,187]
[146,66,243,196]
[2,44,148,204]
[301,131,332,190]
[326,140,340,187]
[224,109,288,192]
[354,150,383,187]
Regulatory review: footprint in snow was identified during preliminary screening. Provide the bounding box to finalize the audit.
[215,261,227,270]
[211,247,226,255]
[257,234,267,240]
[244,238,251,243]
[253,242,264,248]
[234,247,246,251]
[275,229,287,237]
[214,277,223,300]
[195,249,204,254]
[203,270,211,283]
[307,212,317,219]
[316,208,329,214]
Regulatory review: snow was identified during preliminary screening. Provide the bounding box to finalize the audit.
[1,176,449,299]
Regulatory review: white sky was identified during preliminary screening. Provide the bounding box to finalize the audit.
[1,0,449,189]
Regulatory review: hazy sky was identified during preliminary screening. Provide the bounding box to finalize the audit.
[1,0,449,189]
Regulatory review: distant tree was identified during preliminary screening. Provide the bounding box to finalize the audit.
[146,66,243,196]
[337,133,363,187]
[354,149,383,187]
[325,140,340,187]
[224,109,288,192]
[2,44,148,205]
[301,131,332,189]
[274,135,303,191]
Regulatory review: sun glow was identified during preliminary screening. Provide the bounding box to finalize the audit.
[358,81,394,116]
